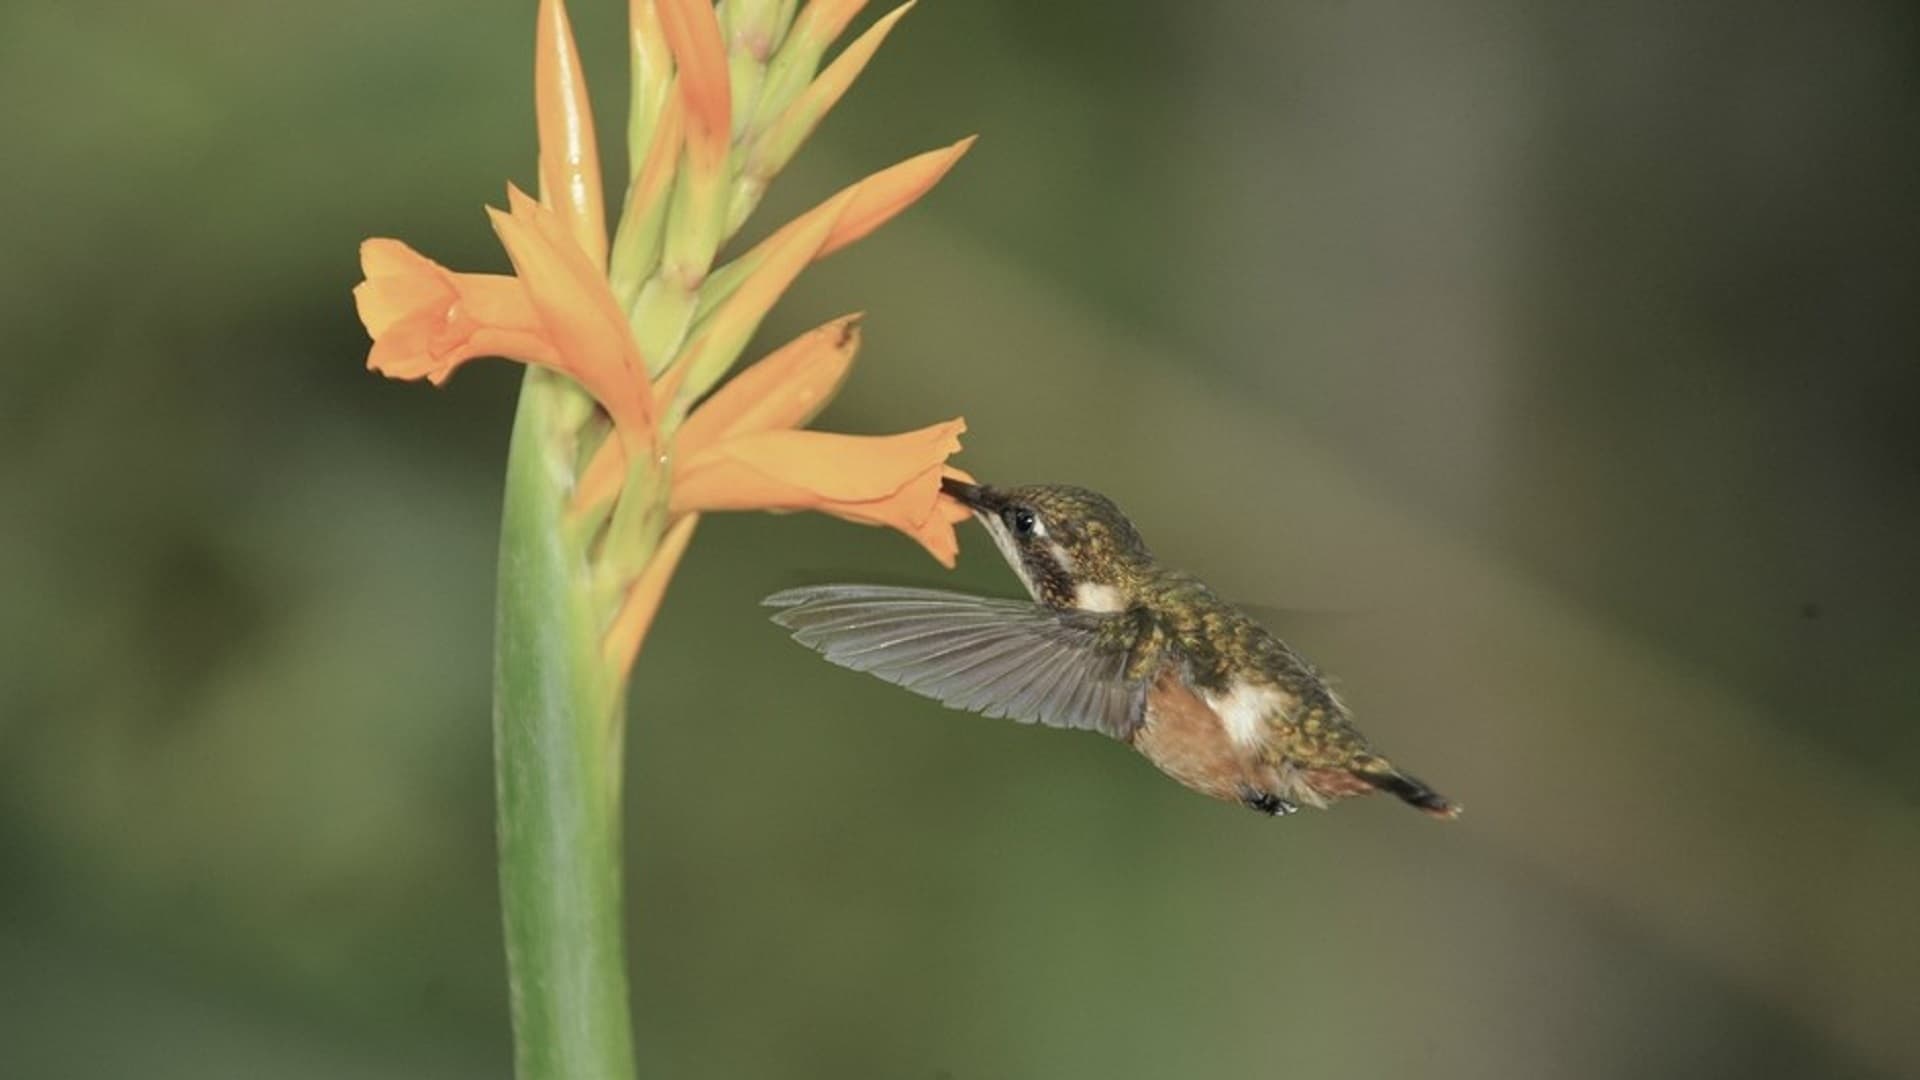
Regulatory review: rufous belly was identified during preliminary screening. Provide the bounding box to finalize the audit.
[1129,674,1268,805]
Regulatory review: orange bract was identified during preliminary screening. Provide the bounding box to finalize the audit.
[822,137,975,259]
[603,511,701,673]
[487,187,655,442]
[656,0,729,175]
[535,0,608,268]
[675,314,863,457]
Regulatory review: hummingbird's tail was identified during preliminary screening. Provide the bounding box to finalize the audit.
[1353,758,1461,820]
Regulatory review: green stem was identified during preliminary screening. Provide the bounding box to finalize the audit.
[493,368,637,1080]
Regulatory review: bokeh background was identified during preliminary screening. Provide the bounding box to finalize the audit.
[4,1,1917,1077]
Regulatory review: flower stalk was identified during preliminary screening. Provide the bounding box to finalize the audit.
[494,369,640,1080]
[352,1,974,1075]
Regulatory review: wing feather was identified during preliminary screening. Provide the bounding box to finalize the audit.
[764,585,1146,739]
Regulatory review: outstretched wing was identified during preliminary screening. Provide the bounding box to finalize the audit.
[764,584,1147,740]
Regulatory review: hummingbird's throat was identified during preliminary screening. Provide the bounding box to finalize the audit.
[974,511,1042,601]
[973,510,1127,613]
[1072,582,1127,612]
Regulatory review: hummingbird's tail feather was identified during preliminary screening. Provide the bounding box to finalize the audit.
[1354,762,1461,820]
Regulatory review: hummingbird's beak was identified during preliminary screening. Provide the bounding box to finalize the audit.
[940,476,1003,513]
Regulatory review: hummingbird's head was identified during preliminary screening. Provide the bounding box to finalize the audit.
[941,479,1152,612]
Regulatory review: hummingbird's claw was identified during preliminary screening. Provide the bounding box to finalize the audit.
[1240,788,1299,817]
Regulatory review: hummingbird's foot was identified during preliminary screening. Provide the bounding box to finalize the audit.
[1239,788,1298,817]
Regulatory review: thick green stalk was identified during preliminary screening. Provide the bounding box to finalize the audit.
[493,367,637,1080]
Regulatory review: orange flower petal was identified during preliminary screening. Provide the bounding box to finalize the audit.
[535,0,607,269]
[676,314,862,459]
[819,135,974,259]
[657,0,731,177]
[489,187,654,438]
[839,462,962,567]
[695,138,972,323]
[602,512,700,675]
[354,238,557,384]
[670,419,967,565]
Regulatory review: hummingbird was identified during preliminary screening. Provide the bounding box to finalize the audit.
[764,479,1460,821]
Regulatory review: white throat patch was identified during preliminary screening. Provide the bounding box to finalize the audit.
[1072,582,1126,612]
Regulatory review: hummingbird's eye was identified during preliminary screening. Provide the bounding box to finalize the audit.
[1009,507,1038,538]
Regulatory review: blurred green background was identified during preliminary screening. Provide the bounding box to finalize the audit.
[3,1,1917,1077]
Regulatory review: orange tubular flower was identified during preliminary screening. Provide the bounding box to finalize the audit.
[354,0,975,666]
[354,241,555,384]
[670,315,975,566]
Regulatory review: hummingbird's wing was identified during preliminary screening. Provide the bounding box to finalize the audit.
[764,585,1147,739]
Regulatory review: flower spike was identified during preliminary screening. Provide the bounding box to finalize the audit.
[358,0,974,678]
[350,6,979,1074]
